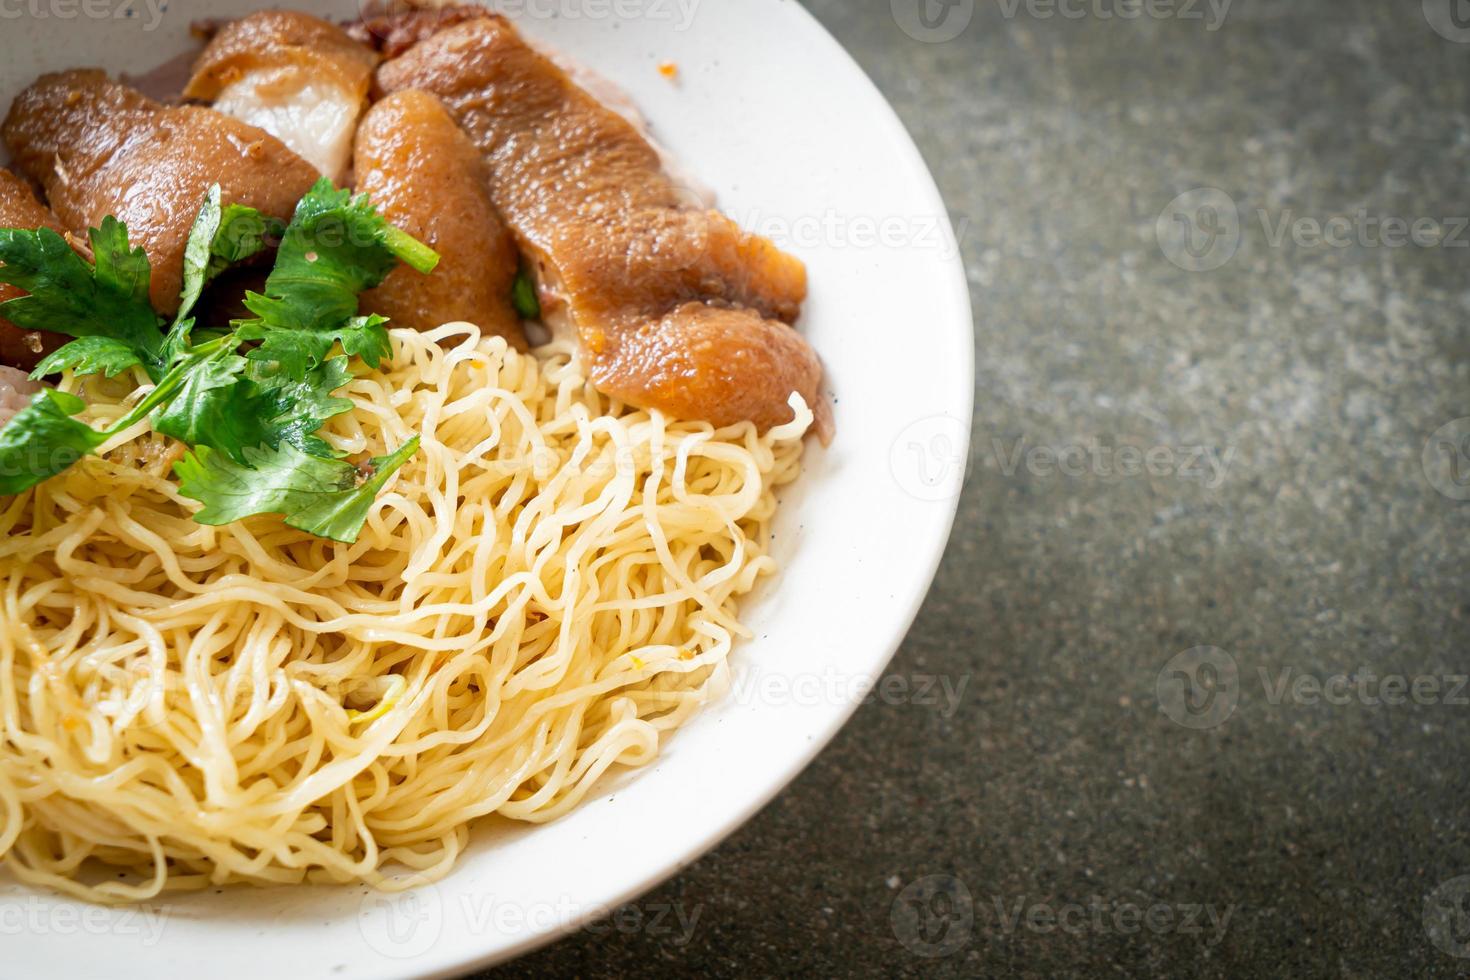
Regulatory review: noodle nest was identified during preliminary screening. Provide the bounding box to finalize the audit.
[0,323,808,901]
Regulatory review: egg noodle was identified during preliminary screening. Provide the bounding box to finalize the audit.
[0,323,809,902]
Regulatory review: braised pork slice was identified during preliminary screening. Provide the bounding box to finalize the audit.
[185,11,378,183]
[0,170,69,372]
[356,91,523,346]
[378,16,824,433]
[0,365,42,429]
[2,70,320,316]
[348,6,486,60]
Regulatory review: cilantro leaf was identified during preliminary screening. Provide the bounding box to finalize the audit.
[511,270,540,320]
[91,216,153,315]
[159,317,196,369]
[215,204,282,265]
[235,178,436,379]
[244,178,436,331]
[236,313,392,377]
[31,336,144,380]
[0,389,107,494]
[0,220,164,370]
[153,353,354,464]
[176,185,281,328]
[150,350,252,460]
[243,356,355,457]
[174,437,418,543]
[1,180,434,546]
[1,341,229,494]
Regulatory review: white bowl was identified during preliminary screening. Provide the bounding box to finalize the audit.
[0,2,973,976]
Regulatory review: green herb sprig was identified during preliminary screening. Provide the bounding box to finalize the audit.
[0,178,438,544]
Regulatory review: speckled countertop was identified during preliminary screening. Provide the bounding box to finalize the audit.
[485,1,1470,976]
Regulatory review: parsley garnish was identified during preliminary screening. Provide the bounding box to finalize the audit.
[175,437,420,542]
[0,218,166,380]
[511,269,540,320]
[0,178,438,544]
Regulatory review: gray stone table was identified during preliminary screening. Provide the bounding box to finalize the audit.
[484,1,1470,976]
